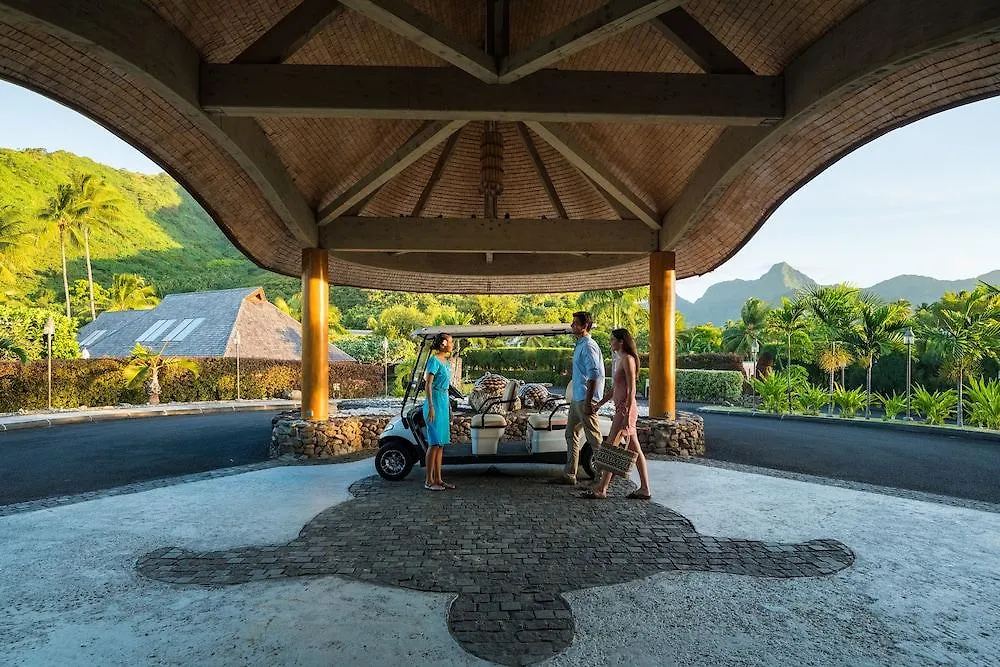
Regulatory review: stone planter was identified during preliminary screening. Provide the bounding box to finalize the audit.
[635,411,705,457]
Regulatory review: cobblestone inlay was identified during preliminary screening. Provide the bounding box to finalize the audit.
[138,471,854,665]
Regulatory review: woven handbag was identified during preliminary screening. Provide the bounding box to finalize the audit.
[593,430,638,477]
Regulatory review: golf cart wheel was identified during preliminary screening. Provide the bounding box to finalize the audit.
[580,443,597,480]
[375,441,415,481]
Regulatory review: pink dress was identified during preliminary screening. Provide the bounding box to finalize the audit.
[610,354,639,436]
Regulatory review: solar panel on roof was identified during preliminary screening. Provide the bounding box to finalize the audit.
[171,317,205,341]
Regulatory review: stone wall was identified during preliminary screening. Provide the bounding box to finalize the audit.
[271,409,705,459]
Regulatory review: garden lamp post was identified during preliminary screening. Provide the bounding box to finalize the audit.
[903,327,915,420]
[382,336,389,398]
[750,338,760,413]
[234,329,241,400]
[43,315,55,411]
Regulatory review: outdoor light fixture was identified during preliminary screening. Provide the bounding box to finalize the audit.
[234,329,242,401]
[903,327,915,421]
[750,338,760,414]
[382,336,390,398]
[43,315,55,411]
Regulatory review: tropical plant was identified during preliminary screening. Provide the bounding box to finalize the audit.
[38,182,81,317]
[721,297,770,356]
[751,370,792,414]
[842,294,909,419]
[830,385,866,418]
[964,376,1000,430]
[576,288,648,330]
[911,385,957,425]
[801,284,858,408]
[0,204,33,279]
[105,273,160,312]
[122,343,199,404]
[67,175,127,320]
[797,385,829,416]
[916,288,1000,426]
[0,332,28,363]
[875,392,907,421]
[766,298,811,414]
[677,324,722,354]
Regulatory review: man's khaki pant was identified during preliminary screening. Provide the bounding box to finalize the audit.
[564,399,603,479]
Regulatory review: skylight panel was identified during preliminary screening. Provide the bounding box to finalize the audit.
[171,317,205,341]
[162,319,194,341]
[80,329,106,346]
[136,319,174,342]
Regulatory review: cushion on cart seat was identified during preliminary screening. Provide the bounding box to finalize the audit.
[527,413,568,430]
[471,413,507,428]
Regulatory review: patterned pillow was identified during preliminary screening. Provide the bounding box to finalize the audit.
[518,383,550,409]
[469,373,508,412]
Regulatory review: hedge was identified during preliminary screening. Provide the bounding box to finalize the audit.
[463,347,575,375]
[678,353,745,371]
[0,358,383,412]
[676,369,743,403]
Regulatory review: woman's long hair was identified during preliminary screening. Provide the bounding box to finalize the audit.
[430,333,451,353]
[611,328,640,370]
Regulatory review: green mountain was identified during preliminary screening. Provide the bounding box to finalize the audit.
[680,262,816,325]
[866,271,1000,307]
[0,147,297,302]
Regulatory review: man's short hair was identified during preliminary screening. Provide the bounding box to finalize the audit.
[572,311,594,331]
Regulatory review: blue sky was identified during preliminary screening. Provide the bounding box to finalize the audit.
[2,79,999,301]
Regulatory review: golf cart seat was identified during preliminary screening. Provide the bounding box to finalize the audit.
[527,380,571,452]
[470,379,518,455]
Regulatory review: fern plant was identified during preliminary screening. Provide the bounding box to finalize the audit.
[875,392,907,421]
[796,385,829,416]
[964,376,1000,430]
[831,385,866,418]
[751,371,791,414]
[911,384,957,426]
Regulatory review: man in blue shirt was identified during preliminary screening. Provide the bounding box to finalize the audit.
[551,311,605,485]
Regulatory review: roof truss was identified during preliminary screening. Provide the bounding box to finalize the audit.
[649,7,752,74]
[233,0,345,64]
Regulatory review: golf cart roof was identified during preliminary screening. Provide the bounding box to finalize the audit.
[411,324,573,340]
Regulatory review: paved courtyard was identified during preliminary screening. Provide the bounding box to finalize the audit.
[2,459,1000,665]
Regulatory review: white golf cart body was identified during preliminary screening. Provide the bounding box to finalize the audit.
[374,324,612,481]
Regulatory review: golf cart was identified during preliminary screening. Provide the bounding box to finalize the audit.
[374,324,612,481]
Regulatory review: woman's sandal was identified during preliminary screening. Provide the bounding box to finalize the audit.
[441,482,456,490]
[626,491,652,500]
[578,489,608,499]
[424,483,446,491]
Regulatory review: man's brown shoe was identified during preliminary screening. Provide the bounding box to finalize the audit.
[546,476,577,486]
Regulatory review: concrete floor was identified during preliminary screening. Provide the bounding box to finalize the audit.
[2,459,999,666]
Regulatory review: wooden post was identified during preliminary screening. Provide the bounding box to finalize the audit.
[301,248,329,420]
[649,251,676,418]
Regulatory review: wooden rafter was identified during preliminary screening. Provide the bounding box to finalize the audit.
[320,217,657,253]
[337,0,497,82]
[233,0,345,64]
[649,7,752,74]
[525,122,659,230]
[317,120,467,225]
[499,0,680,83]
[515,123,567,219]
[411,128,462,217]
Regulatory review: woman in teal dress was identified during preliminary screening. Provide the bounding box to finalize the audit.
[423,332,455,491]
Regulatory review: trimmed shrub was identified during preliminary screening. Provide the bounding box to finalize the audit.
[463,347,575,375]
[0,358,382,411]
[678,353,744,372]
[676,369,743,403]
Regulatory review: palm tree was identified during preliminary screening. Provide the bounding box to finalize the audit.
[766,298,810,413]
[801,284,858,411]
[123,343,199,405]
[68,175,127,321]
[677,325,722,354]
[577,287,648,330]
[722,297,771,356]
[0,205,33,280]
[38,183,82,318]
[105,273,159,311]
[917,288,1000,426]
[843,294,909,419]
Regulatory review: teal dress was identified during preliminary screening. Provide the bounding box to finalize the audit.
[422,354,451,446]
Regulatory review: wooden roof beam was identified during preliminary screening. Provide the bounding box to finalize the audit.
[499,0,680,83]
[411,129,462,217]
[233,0,345,64]
[649,7,752,74]
[201,65,783,125]
[317,120,466,225]
[321,217,657,254]
[337,0,498,82]
[514,123,567,219]
[524,122,660,230]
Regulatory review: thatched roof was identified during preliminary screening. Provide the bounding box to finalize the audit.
[78,287,355,361]
[3,1,1000,292]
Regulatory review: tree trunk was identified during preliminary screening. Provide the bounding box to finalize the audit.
[60,226,71,318]
[786,333,793,414]
[146,367,161,405]
[84,228,96,322]
[866,362,872,419]
[828,341,836,416]
[956,368,963,427]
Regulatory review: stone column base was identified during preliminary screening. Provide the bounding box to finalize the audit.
[635,411,705,457]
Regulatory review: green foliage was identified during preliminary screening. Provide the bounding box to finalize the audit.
[911,384,957,425]
[797,384,829,415]
[122,344,199,396]
[676,369,743,404]
[576,288,648,331]
[751,371,792,413]
[335,335,415,364]
[463,347,575,377]
[0,358,383,411]
[831,385,866,418]
[963,376,1000,430]
[0,304,79,360]
[0,333,27,363]
[677,324,722,354]
[370,304,432,340]
[875,392,907,421]
[721,297,770,355]
[677,353,744,371]
[105,273,159,312]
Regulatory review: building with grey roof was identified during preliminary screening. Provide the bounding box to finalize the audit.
[77,287,354,362]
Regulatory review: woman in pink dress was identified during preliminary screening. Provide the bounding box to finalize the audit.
[579,328,652,500]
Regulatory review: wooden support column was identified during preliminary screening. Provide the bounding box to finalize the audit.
[301,248,329,420]
[648,251,676,419]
